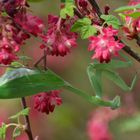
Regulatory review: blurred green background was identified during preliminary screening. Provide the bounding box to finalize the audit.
[1,0,140,140]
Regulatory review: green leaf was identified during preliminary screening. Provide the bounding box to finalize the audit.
[60,3,75,19]
[126,11,140,18]
[71,18,97,39]
[118,13,127,21]
[115,5,136,12]
[1,12,8,17]
[71,18,92,31]
[101,14,121,29]
[80,25,97,39]
[115,4,140,12]
[13,127,21,138]
[0,123,7,140]
[0,68,66,99]
[10,108,30,119]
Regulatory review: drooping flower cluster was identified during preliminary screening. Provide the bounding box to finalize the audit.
[1,0,29,17]
[40,15,77,56]
[88,26,124,63]
[34,90,62,114]
[0,0,45,65]
[14,13,44,36]
[0,16,30,65]
[123,0,140,39]
[87,108,119,140]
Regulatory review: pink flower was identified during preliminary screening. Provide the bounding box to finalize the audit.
[88,26,124,63]
[87,120,112,140]
[87,108,119,140]
[40,15,77,56]
[128,0,140,5]
[102,26,118,37]
[34,90,62,114]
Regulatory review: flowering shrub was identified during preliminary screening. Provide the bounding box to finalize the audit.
[0,0,140,139]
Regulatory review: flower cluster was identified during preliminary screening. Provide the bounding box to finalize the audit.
[40,15,77,56]
[34,90,62,114]
[0,16,30,65]
[87,121,112,140]
[2,0,29,17]
[88,26,124,63]
[123,0,140,39]
[14,13,44,36]
[0,0,44,65]
[87,108,119,140]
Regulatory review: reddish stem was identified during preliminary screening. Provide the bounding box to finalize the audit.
[21,97,34,140]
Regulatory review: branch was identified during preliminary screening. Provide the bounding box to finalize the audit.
[88,0,102,17]
[21,98,34,140]
[123,44,140,62]
[135,35,140,46]
[74,8,84,18]
[43,49,47,71]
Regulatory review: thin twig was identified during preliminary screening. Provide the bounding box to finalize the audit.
[123,44,140,62]
[74,8,84,18]
[88,0,102,17]
[135,35,140,46]
[21,98,34,140]
[43,49,47,71]
[34,55,45,68]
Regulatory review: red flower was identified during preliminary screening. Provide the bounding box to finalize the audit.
[34,90,62,114]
